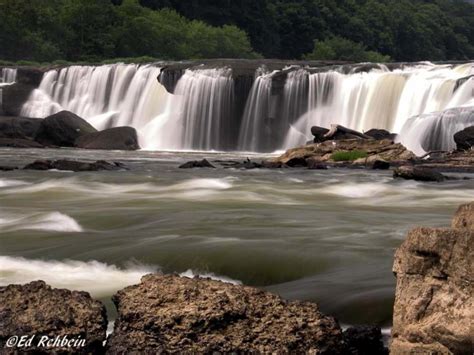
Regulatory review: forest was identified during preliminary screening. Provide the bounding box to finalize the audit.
[0,0,473,63]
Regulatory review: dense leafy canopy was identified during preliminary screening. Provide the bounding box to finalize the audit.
[0,0,473,62]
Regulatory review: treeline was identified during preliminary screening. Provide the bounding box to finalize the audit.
[140,0,474,62]
[0,0,473,63]
[0,0,257,63]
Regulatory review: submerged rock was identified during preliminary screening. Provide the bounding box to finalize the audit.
[393,166,445,182]
[106,274,345,354]
[179,159,216,168]
[23,159,126,172]
[35,111,97,147]
[0,281,107,354]
[75,126,140,150]
[454,126,474,151]
[343,326,387,355]
[391,203,474,354]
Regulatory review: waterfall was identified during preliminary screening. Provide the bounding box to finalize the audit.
[20,61,474,154]
[0,68,17,86]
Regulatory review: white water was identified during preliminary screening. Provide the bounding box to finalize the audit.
[0,211,83,233]
[0,68,17,85]
[19,62,474,154]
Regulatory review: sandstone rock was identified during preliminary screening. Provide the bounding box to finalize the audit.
[393,166,445,182]
[452,202,474,231]
[23,159,126,172]
[0,281,107,354]
[106,274,345,354]
[35,111,97,147]
[75,126,140,150]
[179,159,216,168]
[391,209,474,354]
[453,126,474,151]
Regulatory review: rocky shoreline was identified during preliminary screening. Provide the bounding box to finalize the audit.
[1,202,472,354]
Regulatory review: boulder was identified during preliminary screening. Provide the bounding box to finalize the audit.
[311,126,330,143]
[453,126,474,151]
[371,160,390,170]
[0,281,107,354]
[364,129,396,141]
[391,216,474,354]
[75,126,140,151]
[106,274,345,354]
[452,201,474,230]
[0,138,44,148]
[0,116,42,139]
[35,111,97,147]
[179,159,216,168]
[1,83,35,116]
[393,166,445,182]
[343,326,387,355]
[23,159,126,172]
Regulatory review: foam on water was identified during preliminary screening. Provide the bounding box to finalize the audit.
[0,179,29,188]
[0,256,156,297]
[0,211,83,233]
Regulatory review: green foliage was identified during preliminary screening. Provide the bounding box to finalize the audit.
[331,150,368,162]
[303,36,391,62]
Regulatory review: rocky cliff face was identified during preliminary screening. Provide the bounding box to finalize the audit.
[391,202,474,354]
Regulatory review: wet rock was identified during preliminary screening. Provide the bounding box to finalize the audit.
[343,325,387,355]
[0,138,44,148]
[106,274,346,354]
[23,159,126,172]
[35,111,97,147]
[75,126,140,151]
[393,166,445,182]
[364,129,396,141]
[307,157,328,169]
[0,165,18,171]
[452,201,474,230]
[1,83,36,116]
[286,157,308,167]
[311,126,330,143]
[371,160,390,170]
[391,213,474,354]
[454,126,474,151]
[0,281,107,354]
[0,116,42,140]
[179,159,216,168]
[218,158,263,169]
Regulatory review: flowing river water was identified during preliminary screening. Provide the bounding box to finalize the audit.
[1,148,473,328]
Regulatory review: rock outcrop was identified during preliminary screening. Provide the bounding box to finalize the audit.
[75,126,140,150]
[267,139,416,168]
[393,166,446,182]
[454,126,474,151]
[0,116,41,140]
[391,202,474,354]
[0,281,107,354]
[35,111,97,147]
[106,274,346,354]
[23,159,126,172]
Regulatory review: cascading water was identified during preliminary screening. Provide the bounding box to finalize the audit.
[20,61,474,154]
[0,68,17,85]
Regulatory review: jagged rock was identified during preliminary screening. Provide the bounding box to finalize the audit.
[393,166,445,182]
[454,126,474,151]
[106,274,346,354]
[452,201,474,230]
[23,159,126,172]
[179,159,216,168]
[343,326,387,355]
[75,126,140,150]
[0,281,107,354]
[364,129,396,141]
[0,138,44,148]
[267,139,416,167]
[371,160,390,170]
[0,116,42,139]
[35,111,97,147]
[391,204,474,354]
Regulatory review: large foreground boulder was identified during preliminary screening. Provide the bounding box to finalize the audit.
[0,281,107,354]
[390,202,474,354]
[35,111,97,147]
[106,274,345,354]
[454,126,474,151]
[75,126,140,150]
